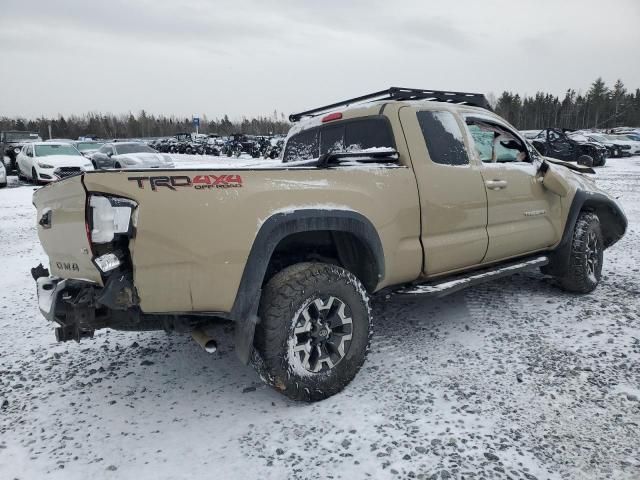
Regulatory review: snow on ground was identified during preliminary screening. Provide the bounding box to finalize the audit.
[1,158,639,480]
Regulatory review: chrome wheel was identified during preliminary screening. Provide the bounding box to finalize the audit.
[290,296,353,373]
[585,231,600,278]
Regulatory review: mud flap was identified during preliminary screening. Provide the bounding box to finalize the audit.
[234,293,260,365]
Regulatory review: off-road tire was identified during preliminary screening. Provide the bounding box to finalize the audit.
[558,212,603,293]
[252,262,372,402]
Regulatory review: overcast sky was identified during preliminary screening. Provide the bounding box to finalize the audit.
[2,0,639,120]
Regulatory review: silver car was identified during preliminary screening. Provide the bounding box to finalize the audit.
[89,142,174,169]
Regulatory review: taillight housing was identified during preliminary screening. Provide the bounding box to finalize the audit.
[88,195,137,244]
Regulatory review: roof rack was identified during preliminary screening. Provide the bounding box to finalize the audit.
[289,87,492,122]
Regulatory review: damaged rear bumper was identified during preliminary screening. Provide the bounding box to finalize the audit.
[34,268,211,342]
[36,276,68,323]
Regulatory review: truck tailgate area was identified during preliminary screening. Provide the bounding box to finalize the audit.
[32,175,103,285]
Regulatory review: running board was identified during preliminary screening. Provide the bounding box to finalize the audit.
[395,255,549,298]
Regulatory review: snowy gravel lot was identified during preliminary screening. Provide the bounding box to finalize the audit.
[1,157,639,480]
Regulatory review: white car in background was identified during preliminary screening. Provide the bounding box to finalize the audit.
[16,142,94,184]
[0,160,7,188]
[610,135,640,155]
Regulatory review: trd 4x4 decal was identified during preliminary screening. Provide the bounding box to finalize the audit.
[128,174,243,191]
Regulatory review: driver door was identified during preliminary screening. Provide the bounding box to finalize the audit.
[465,118,562,263]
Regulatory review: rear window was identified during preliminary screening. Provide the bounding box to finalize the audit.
[417,111,469,166]
[283,128,319,162]
[283,117,395,162]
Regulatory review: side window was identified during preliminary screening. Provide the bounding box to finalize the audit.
[467,124,493,162]
[98,144,109,154]
[25,145,33,157]
[417,111,469,166]
[467,120,529,163]
[548,130,560,142]
[344,118,394,151]
[283,128,319,162]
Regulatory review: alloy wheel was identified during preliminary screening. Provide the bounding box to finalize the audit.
[290,296,353,373]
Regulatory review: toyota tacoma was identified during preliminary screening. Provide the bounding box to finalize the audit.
[31,88,627,401]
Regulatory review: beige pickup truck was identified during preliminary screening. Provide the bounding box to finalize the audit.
[32,88,626,401]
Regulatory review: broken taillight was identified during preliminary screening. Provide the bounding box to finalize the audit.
[87,195,137,244]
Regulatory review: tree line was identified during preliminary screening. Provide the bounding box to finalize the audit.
[494,78,640,131]
[1,78,638,140]
[0,111,291,140]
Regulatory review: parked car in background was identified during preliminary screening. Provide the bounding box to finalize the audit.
[609,135,640,155]
[89,142,174,169]
[73,141,104,157]
[621,133,640,142]
[529,128,607,166]
[584,133,631,158]
[1,130,42,172]
[16,142,94,184]
[0,160,7,188]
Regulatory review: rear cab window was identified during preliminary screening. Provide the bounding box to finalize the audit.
[416,111,470,166]
[283,116,395,162]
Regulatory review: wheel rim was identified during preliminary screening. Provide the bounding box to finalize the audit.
[290,296,353,374]
[585,231,600,277]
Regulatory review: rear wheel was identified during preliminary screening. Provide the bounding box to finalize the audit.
[253,262,372,402]
[558,212,603,293]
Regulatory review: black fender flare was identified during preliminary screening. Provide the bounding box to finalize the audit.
[231,209,385,364]
[546,190,627,276]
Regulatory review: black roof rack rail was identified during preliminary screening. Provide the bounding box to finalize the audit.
[289,87,492,122]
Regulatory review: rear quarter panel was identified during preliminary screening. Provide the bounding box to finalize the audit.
[82,167,422,313]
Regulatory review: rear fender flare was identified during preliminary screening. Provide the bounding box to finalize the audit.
[231,209,384,363]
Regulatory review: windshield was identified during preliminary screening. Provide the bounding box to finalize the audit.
[35,144,81,157]
[76,142,104,151]
[5,132,40,142]
[115,143,156,154]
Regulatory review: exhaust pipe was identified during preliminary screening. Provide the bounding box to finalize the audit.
[191,329,217,353]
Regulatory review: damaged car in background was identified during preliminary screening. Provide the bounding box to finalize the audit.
[526,128,608,166]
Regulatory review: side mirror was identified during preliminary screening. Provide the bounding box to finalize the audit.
[107,152,113,157]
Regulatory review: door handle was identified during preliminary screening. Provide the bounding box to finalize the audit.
[485,179,508,190]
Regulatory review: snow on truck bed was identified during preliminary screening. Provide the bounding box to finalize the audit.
[1,157,640,479]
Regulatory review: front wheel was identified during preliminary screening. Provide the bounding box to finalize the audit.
[253,262,372,402]
[558,212,604,293]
